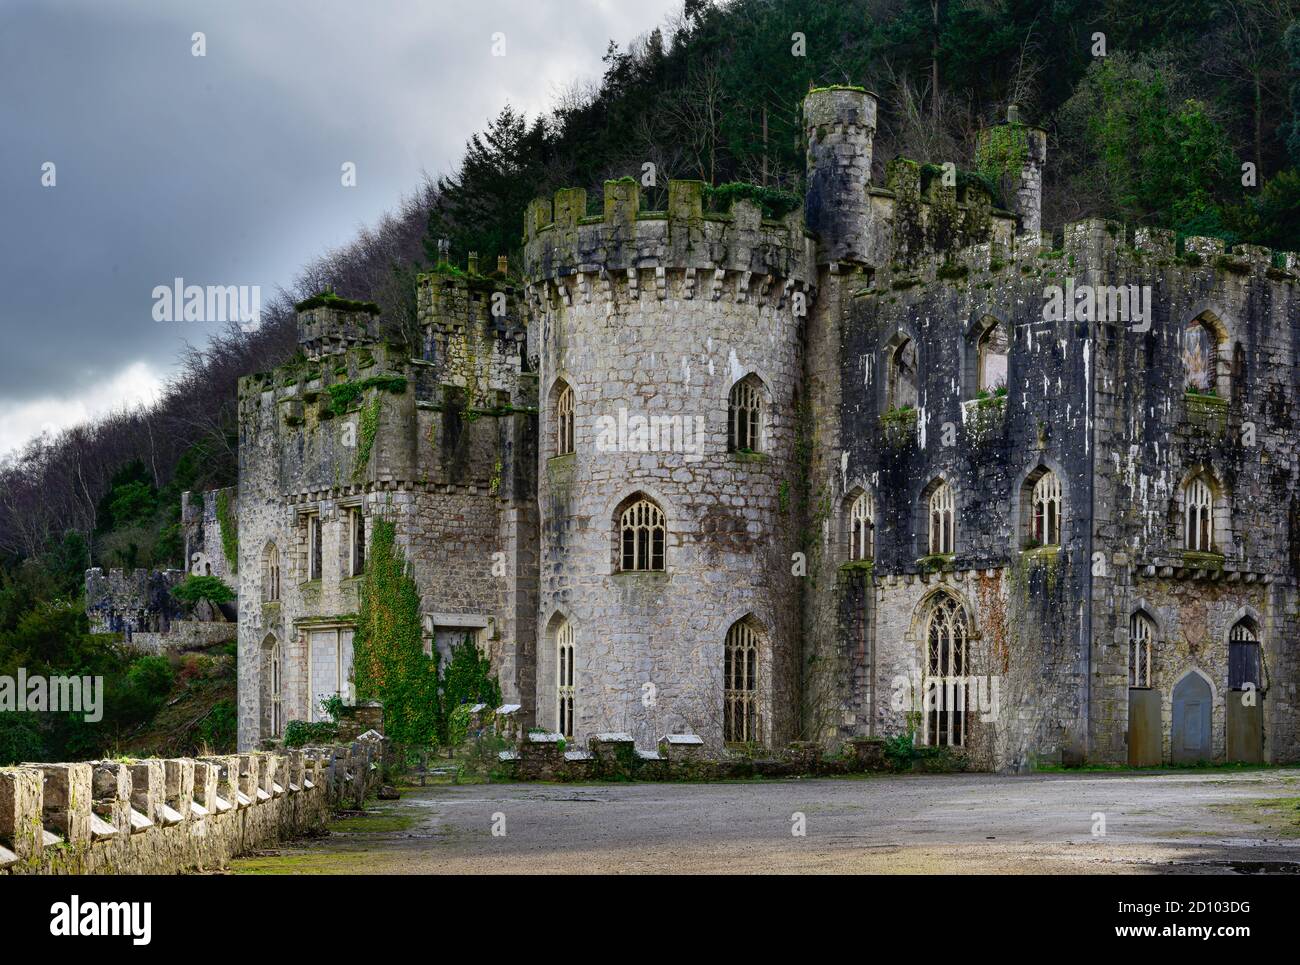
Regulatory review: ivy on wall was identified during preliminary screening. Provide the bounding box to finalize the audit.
[215,489,238,573]
[352,518,439,744]
[326,375,406,417]
[353,397,381,481]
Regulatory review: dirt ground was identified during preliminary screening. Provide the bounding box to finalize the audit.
[231,767,1300,874]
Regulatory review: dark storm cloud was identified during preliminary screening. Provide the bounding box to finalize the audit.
[0,0,679,452]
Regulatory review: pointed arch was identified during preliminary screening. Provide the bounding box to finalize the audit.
[614,492,666,572]
[550,376,575,456]
[843,486,876,561]
[723,615,764,744]
[261,542,280,603]
[727,372,767,453]
[964,312,1012,398]
[261,633,283,738]
[1182,307,1233,398]
[1177,466,1228,553]
[919,477,956,556]
[917,590,971,747]
[883,330,919,411]
[1128,609,1157,688]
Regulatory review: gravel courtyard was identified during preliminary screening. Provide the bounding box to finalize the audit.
[232,768,1300,875]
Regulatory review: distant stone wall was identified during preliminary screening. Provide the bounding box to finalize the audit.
[0,736,387,875]
[126,619,238,655]
[182,487,239,581]
[85,567,185,639]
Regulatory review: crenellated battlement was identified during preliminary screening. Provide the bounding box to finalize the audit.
[522,179,816,292]
[854,215,1300,297]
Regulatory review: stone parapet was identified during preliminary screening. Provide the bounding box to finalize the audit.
[0,735,386,875]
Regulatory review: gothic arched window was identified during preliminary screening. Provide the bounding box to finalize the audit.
[728,376,764,453]
[1129,612,1154,688]
[619,498,666,571]
[923,595,969,747]
[556,620,575,738]
[1031,471,1062,546]
[849,491,875,561]
[928,482,955,555]
[977,321,1009,393]
[555,381,575,456]
[724,619,760,743]
[887,337,918,410]
[1185,475,1214,552]
[1229,619,1261,691]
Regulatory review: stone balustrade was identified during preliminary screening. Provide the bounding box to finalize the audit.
[0,733,387,875]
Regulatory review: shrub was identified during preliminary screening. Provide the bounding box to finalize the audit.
[171,574,235,605]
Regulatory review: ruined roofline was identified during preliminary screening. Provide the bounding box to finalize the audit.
[858,216,1300,293]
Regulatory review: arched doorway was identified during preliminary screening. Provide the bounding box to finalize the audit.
[1171,671,1213,763]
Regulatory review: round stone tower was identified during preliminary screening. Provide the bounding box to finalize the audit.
[522,178,816,749]
[803,85,878,265]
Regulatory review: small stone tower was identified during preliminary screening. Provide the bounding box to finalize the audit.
[976,105,1048,234]
[522,178,815,748]
[803,85,878,264]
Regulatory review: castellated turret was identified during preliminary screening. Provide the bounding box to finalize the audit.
[976,105,1048,234]
[803,86,877,265]
[522,178,815,748]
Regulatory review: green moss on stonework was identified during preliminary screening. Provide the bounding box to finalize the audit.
[327,376,407,416]
[1214,254,1252,275]
[295,289,381,315]
[216,488,238,573]
[703,182,801,220]
[808,84,869,94]
[917,553,954,573]
[975,123,1029,185]
[1183,551,1225,571]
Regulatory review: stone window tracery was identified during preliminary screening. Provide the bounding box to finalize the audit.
[923,594,968,747]
[556,620,575,738]
[556,381,575,456]
[1129,612,1154,688]
[724,620,760,743]
[849,491,875,561]
[728,377,763,453]
[928,482,954,555]
[619,498,665,571]
[1031,471,1062,546]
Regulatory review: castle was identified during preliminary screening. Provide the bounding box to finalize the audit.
[93,87,1300,771]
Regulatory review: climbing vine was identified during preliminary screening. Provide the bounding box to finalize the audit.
[327,375,406,416]
[353,397,381,481]
[215,489,238,573]
[975,124,1029,186]
[352,518,439,744]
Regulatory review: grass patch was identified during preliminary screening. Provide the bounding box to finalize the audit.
[327,810,419,835]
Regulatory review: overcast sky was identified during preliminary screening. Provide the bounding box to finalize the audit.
[0,0,682,457]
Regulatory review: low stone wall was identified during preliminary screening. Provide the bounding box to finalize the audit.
[494,731,901,782]
[127,619,238,655]
[0,735,388,875]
